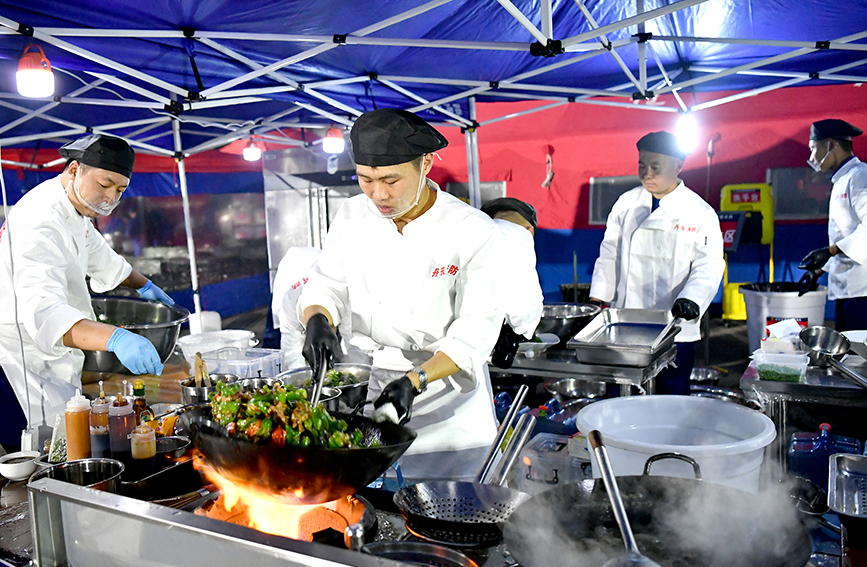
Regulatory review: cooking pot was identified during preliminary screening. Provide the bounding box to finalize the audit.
[278,363,371,411]
[503,455,812,567]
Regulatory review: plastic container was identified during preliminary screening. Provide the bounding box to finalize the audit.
[129,425,156,479]
[65,389,92,461]
[510,433,591,494]
[789,423,862,493]
[108,394,136,468]
[201,347,283,379]
[751,350,809,382]
[576,396,776,493]
[740,283,828,354]
[176,330,255,369]
[90,381,112,459]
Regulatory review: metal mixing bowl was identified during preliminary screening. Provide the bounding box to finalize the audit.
[535,303,601,347]
[544,378,606,401]
[180,373,238,405]
[83,297,190,373]
[278,363,371,411]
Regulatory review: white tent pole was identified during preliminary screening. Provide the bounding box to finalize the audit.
[653,35,867,51]
[195,37,362,117]
[572,0,645,94]
[199,0,456,97]
[541,0,554,38]
[657,30,867,94]
[0,16,188,97]
[171,117,203,331]
[188,97,269,110]
[480,101,568,126]
[637,0,647,93]
[689,61,867,83]
[344,35,527,51]
[135,130,174,144]
[85,72,173,104]
[127,119,172,139]
[0,159,40,169]
[409,85,491,114]
[561,0,709,48]
[646,44,688,111]
[502,83,634,98]
[303,76,371,89]
[291,102,354,127]
[465,97,482,209]
[491,91,680,112]
[0,79,104,135]
[495,0,548,44]
[183,106,304,155]
[376,78,474,126]
[39,28,186,38]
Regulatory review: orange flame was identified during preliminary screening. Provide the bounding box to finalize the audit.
[193,456,345,541]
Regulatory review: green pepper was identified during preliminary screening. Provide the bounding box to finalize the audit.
[351,429,363,445]
[256,417,273,440]
[300,435,311,447]
[216,400,240,426]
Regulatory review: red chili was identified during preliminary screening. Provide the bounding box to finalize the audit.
[271,426,286,447]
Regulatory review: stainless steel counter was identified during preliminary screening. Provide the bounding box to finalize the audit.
[740,354,867,477]
[494,346,677,396]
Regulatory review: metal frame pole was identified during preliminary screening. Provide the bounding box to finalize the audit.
[465,97,482,209]
[171,117,203,330]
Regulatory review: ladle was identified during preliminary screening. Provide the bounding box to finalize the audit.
[589,430,661,567]
[800,326,867,389]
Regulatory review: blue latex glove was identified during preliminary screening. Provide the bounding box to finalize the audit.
[137,280,174,306]
[107,328,163,375]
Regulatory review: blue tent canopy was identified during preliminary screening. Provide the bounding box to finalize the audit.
[0,0,865,159]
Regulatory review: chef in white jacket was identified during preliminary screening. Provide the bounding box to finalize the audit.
[298,108,502,481]
[480,197,544,368]
[798,119,867,332]
[590,131,724,395]
[0,134,172,441]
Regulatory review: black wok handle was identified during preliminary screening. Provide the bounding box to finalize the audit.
[476,384,528,484]
[589,430,640,555]
[828,358,867,389]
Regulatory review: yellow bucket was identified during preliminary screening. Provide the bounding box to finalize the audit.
[723,283,748,320]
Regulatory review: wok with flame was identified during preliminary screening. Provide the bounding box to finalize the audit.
[178,405,416,505]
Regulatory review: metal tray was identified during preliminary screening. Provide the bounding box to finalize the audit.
[566,308,680,367]
[828,453,867,518]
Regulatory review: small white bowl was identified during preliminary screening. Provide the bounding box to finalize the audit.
[0,451,40,482]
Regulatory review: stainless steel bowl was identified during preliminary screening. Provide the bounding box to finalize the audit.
[232,377,283,391]
[83,297,190,373]
[278,363,371,411]
[29,458,125,493]
[155,436,191,463]
[180,373,238,405]
[535,303,601,347]
[544,378,606,401]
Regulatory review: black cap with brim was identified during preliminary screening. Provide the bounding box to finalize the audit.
[59,134,135,178]
[481,197,537,229]
[350,108,448,167]
[810,119,863,141]
[636,131,687,160]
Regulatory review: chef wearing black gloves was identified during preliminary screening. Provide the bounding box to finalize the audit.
[797,119,867,332]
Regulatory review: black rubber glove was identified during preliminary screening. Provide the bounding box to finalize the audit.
[491,323,524,369]
[799,247,833,271]
[671,298,700,321]
[798,269,822,297]
[373,375,417,425]
[302,313,341,379]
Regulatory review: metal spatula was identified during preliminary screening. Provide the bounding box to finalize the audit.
[589,430,661,567]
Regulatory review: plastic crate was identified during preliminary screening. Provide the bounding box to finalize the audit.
[200,347,284,379]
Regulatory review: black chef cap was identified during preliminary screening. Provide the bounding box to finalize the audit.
[59,134,135,178]
[481,197,537,229]
[810,119,863,141]
[636,131,687,160]
[350,108,448,167]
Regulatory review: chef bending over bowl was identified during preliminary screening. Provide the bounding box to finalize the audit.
[0,134,174,443]
[298,108,503,483]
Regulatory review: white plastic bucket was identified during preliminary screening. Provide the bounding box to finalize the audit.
[576,396,776,493]
[740,283,828,353]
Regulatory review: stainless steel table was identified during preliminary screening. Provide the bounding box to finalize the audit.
[493,345,677,396]
[740,354,867,477]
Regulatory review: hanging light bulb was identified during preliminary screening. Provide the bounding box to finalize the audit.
[242,140,262,162]
[17,44,55,98]
[322,126,345,155]
[675,112,699,154]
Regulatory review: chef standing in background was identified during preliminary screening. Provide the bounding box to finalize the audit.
[0,134,173,446]
[797,119,867,332]
[298,108,503,482]
[480,197,544,369]
[589,131,725,395]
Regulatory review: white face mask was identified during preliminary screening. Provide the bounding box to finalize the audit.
[807,145,831,173]
[69,172,121,216]
[366,154,428,220]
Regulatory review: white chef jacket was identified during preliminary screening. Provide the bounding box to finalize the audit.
[824,157,867,301]
[298,180,501,481]
[0,176,132,428]
[492,219,543,338]
[589,182,725,342]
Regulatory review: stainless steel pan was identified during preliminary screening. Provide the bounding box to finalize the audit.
[800,326,867,389]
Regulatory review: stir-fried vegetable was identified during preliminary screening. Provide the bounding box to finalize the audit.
[210,381,378,449]
[301,369,360,388]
